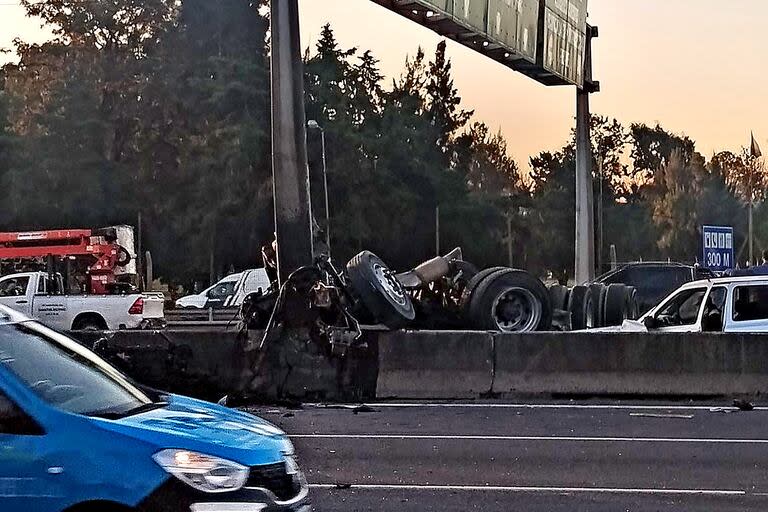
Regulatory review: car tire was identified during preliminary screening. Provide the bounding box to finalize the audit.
[468,269,552,332]
[568,285,595,330]
[347,251,416,329]
[603,284,630,326]
[548,284,570,311]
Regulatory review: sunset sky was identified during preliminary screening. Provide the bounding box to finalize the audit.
[2,0,767,167]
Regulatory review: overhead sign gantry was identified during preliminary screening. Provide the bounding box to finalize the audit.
[370,0,589,88]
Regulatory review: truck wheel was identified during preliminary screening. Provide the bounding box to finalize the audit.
[589,283,607,328]
[568,285,596,330]
[72,314,108,331]
[469,269,552,332]
[548,284,570,311]
[625,286,640,320]
[459,266,507,311]
[347,251,416,329]
[603,284,629,326]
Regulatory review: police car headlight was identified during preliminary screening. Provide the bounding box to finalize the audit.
[153,449,249,493]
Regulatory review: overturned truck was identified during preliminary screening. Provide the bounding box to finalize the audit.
[240,247,553,353]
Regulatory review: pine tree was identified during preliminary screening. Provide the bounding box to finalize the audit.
[426,41,472,152]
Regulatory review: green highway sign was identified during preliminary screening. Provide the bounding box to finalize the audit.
[372,0,589,87]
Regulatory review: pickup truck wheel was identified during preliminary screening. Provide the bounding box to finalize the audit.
[469,270,552,332]
[347,251,416,329]
[72,315,108,331]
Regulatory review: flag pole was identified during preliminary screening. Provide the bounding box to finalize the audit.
[749,131,763,265]
[749,200,754,265]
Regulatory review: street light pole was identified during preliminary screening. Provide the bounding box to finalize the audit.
[308,120,331,256]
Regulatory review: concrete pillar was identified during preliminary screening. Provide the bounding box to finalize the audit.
[270,0,314,284]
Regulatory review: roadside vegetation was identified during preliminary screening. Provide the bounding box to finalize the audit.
[0,0,764,287]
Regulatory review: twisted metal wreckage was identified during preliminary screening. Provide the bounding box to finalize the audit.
[238,240,552,372]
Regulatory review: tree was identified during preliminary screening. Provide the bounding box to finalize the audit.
[629,123,695,180]
[648,149,707,260]
[426,40,473,153]
[0,87,17,228]
[526,147,576,276]
[134,0,272,282]
[20,0,177,53]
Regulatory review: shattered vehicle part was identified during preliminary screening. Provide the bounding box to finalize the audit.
[242,238,553,350]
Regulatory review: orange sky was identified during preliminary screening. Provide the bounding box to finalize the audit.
[2,0,767,166]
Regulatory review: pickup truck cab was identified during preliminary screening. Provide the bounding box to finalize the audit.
[176,269,271,310]
[612,275,768,333]
[0,272,164,331]
[0,306,309,512]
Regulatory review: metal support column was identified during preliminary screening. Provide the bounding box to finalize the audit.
[575,26,599,284]
[270,0,314,284]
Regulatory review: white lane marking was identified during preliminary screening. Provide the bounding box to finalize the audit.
[309,403,765,412]
[309,483,746,496]
[292,434,768,444]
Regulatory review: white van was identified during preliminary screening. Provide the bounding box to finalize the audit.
[174,268,271,309]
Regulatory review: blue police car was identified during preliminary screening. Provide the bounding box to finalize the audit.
[0,306,309,512]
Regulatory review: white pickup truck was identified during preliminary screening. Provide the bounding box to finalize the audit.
[598,275,768,333]
[0,271,164,331]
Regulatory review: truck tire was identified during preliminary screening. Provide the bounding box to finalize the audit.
[568,285,595,330]
[468,269,552,332]
[625,286,640,320]
[459,266,507,311]
[589,283,607,328]
[603,284,629,326]
[347,251,416,329]
[72,314,108,331]
[548,284,570,311]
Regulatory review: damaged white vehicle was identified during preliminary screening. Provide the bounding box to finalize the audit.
[591,275,768,333]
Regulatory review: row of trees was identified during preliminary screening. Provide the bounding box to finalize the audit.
[0,0,766,288]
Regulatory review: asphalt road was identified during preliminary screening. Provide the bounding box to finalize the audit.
[248,400,768,511]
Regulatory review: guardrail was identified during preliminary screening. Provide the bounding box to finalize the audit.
[165,308,240,322]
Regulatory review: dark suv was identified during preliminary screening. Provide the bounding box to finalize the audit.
[595,262,715,315]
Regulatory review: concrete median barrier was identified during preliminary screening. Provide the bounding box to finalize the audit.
[71,329,247,399]
[70,328,378,402]
[69,329,768,401]
[492,332,768,396]
[376,330,494,399]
